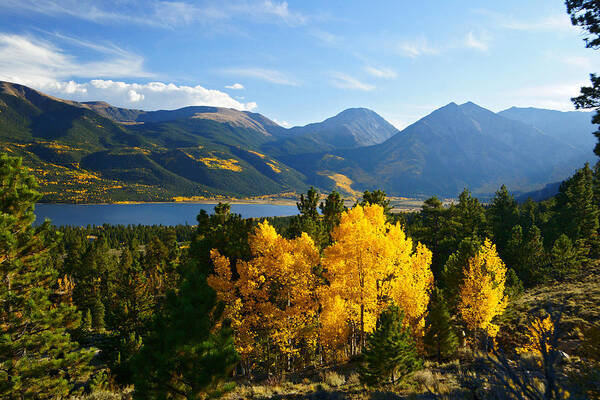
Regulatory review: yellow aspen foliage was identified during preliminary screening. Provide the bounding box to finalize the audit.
[516,316,555,356]
[208,221,320,362]
[458,239,508,339]
[391,242,434,337]
[320,204,433,353]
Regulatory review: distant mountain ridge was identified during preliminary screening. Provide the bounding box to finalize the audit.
[0,80,596,202]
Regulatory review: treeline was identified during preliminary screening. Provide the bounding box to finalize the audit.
[1,151,600,399]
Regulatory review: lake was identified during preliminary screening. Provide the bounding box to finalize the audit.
[34,203,299,226]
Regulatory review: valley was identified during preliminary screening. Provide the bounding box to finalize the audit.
[0,81,595,203]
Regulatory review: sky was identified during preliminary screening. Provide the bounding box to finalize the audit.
[0,0,599,129]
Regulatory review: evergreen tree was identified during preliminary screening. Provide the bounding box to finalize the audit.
[551,234,579,280]
[505,225,548,286]
[504,267,524,299]
[552,163,600,257]
[450,189,488,242]
[289,187,324,244]
[191,203,252,275]
[319,190,345,242]
[441,236,481,311]
[521,225,548,285]
[359,305,422,386]
[0,153,93,398]
[423,289,458,362]
[567,0,600,155]
[359,189,391,214]
[132,265,238,399]
[297,186,320,220]
[488,185,519,252]
[418,197,452,277]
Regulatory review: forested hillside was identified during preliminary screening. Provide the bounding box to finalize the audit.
[2,148,600,398]
[0,81,595,202]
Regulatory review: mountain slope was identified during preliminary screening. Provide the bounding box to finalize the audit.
[498,107,596,154]
[0,81,307,201]
[289,102,591,198]
[1,81,595,201]
[263,108,399,156]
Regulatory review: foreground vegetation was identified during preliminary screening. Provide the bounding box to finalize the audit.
[2,144,600,398]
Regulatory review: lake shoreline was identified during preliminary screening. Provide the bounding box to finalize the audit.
[37,199,299,206]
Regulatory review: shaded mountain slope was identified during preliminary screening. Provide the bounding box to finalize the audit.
[263,108,399,156]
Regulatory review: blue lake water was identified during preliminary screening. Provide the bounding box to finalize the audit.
[34,203,299,226]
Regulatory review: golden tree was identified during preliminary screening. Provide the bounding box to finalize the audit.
[516,316,554,356]
[208,221,320,370]
[458,239,508,344]
[320,204,433,354]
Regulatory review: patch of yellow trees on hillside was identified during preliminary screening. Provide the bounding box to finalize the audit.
[208,204,509,366]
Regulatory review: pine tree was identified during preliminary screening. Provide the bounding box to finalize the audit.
[359,305,422,386]
[551,234,579,280]
[504,224,548,287]
[488,185,519,252]
[133,266,238,399]
[0,153,93,398]
[521,225,548,286]
[450,189,488,243]
[290,187,324,245]
[191,202,252,275]
[319,190,346,243]
[441,236,481,311]
[553,163,600,257]
[423,289,458,362]
[419,197,452,277]
[359,189,391,215]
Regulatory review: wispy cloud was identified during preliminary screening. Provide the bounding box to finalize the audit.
[330,72,374,91]
[223,68,299,86]
[474,9,574,32]
[465,31,489,51]
[506,82,587,111]
[0,33,257,111]
[398,37,440,58]
[272,118,292,128]
[0,0,308,29]
[364,66,397,79]
[398,31,491,58]
[310,29,342,46]
[562,56,594,69]
[0,33,152,86]
[225,83,245,90]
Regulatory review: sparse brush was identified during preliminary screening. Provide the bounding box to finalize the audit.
[322,371,346,387]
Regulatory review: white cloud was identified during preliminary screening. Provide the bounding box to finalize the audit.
[500,15,573,32]
[506,83,587,111]
[273,118,292,128]
[0,33,258,111]
[562,56,594,70]
[225,83,245,90]
[223,68,299,86]
[43,80,258,111]
[0,0,307,29]
[254,0,307,26]
[465,31,489,51]
[365,66,397,79]
[310,29,341,46]
[128,89,144,102]
[398,38,439,58]
[330,72,374,91]
[474,9,574,33]
[0,33,152,88]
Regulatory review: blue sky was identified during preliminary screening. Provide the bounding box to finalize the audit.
[0,0,598,128]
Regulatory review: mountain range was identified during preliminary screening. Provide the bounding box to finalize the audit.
[0,81,595,202]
